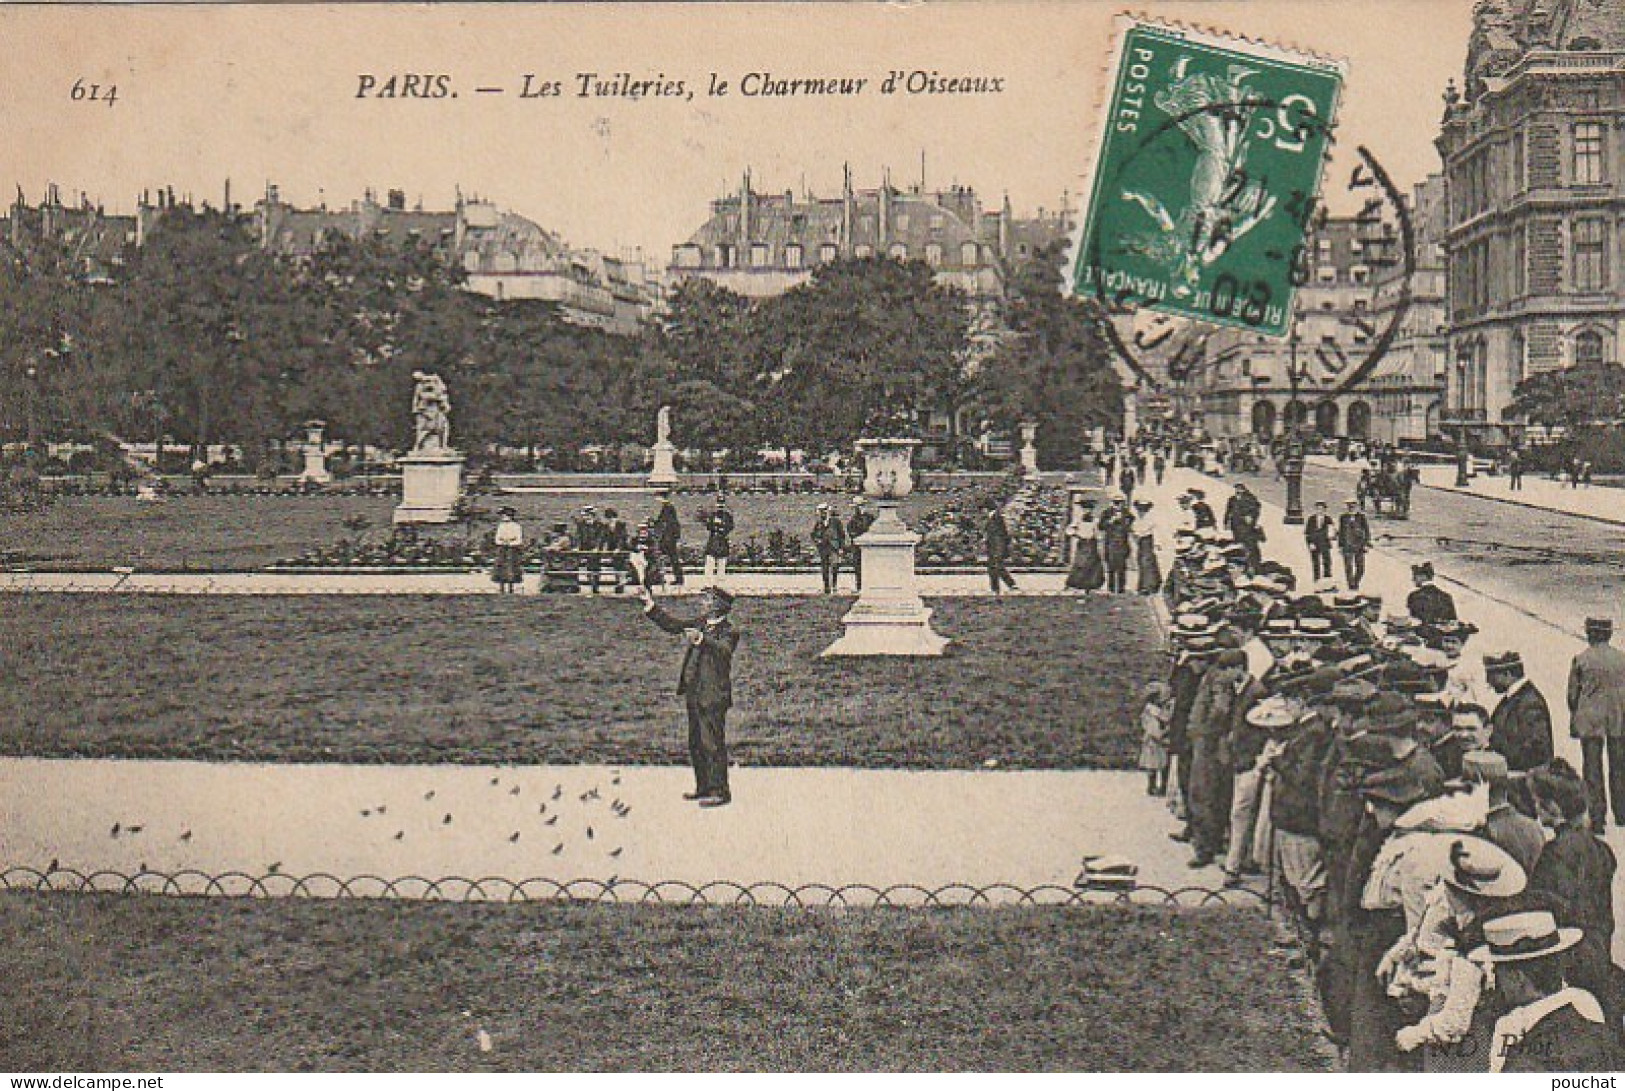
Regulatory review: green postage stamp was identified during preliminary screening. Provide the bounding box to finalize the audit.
[1070,19,1346,337]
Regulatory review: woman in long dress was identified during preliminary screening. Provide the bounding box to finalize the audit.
[491,506,526,594]
[1133,499,1162,594]
[1065,501,1105,592]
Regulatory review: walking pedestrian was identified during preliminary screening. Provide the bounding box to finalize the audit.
[1101,495,1134,594]
[1065,500,1104,592]
[1305,500,1335,583]
[811,503,847,594]
[984,499,1017,594]
[701,493,734,579]
[1337,498,1371,590]
[1567,617,1625,830]
[652,491,684,586]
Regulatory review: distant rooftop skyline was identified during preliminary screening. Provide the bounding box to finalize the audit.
[1,1,1475,260]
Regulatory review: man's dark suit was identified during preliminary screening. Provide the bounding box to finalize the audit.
[1337,510,1371,589]
[985,511,1016,593]
[1490,680,1555,773]
[1406,582,1457,626]
[1191,501,1217,530]
[653,501,684,585]
[1304,512,1335,582]
[645,602,740,798]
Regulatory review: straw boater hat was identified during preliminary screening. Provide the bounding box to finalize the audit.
[1439,836,1527,898]
[1246,695,1304,731]
[1471,911,1583,964]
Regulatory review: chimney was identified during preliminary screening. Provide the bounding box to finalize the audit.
[879,168,892,245]
[739,168,752,243]
[841,162,854,253]
[999,192,1012,258]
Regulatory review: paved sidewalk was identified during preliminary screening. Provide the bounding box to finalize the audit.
[1308,454,1625,527]
[0,759,1206,902]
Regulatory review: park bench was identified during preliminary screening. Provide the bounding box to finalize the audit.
[541,549,635,594]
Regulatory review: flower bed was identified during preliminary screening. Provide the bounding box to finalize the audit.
[269,479,1073,571]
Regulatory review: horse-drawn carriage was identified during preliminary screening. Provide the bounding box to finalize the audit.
[1363,464,1416,519]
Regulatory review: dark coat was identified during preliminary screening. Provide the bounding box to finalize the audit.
[652,503,682,552]
[601,518,630,553]
[1100,509,1134,563]
[1337,511,1371,553]
[811,514,848,555]
[1270,718,1332,836]
[1407,583,1457,625]
[1191,500,1217,529]
[1494,999,1621,1073]
[702,507,734,557]
[1305,512,1335,548]
[1489,681,1555,772]
[984,511,1012,559]
[1524,826,1617,990]
[646,603,740,711]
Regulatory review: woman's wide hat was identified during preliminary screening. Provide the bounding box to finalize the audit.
[1439,836,1527,898]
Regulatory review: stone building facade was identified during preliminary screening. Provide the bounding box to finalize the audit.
[667,166,1074,301]
[1437,0,1625,445]
[256,185,661,336]
[1178,178,1447,446]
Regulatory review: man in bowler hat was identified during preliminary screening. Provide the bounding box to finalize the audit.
[640,583,740,805]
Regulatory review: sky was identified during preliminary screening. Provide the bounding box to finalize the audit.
[0,1,1477,262]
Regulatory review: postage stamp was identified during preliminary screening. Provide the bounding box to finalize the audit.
[1070,18,1347,336]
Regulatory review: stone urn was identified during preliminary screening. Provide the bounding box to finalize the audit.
[822,437,948,657]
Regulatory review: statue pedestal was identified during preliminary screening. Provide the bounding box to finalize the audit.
[394,451,464,524]
[822,503,948,658]
[647,441,678,488]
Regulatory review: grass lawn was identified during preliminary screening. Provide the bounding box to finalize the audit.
[0,491,946,572]
[0,894,1332,1072]
[0,595,1159,768]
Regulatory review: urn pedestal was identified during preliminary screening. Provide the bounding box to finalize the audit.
[822,438,949,658]
[300,420,331,485]
[647,441,679,488]
[394,451,464,524]
[1019,421,1040,476]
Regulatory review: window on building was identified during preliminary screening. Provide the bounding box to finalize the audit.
[1512,226,1527,297]
[961,241,979,265]
[924,243,943,267]
[1351,265,1370,285]
[1574,122,1606,185]
[751,243,769,268]
[853,244,873,259]
[889,243,909,260]
[1576,330,1606,368]
[1511,330,1526,387]
[1574,217,1608,291]
[785,244,803,270]
[896,214,910,232]
[1511,131,1525,194]
[717,244,736,269]
[819,242,839,264]
[1317,266,1337,284]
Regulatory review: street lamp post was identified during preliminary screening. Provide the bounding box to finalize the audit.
[1454,358,1471,487]
[1282,320,1307,525]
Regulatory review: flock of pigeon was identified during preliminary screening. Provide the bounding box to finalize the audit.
[83,768,635,878]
